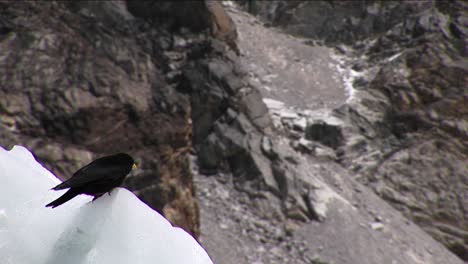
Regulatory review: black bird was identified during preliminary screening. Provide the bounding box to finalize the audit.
[46,153,137,208]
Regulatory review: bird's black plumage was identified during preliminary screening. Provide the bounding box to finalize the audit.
[46,153,136,208]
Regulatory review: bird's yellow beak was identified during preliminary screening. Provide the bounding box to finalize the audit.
[132,163,138,170]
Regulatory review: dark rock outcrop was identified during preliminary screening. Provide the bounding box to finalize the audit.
[244,0,434,45]
[182,44,313,218]
[305,120,344,149]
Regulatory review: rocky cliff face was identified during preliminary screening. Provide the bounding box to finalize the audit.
[244,0,468,260]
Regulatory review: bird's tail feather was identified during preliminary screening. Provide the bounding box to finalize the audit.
[51,181,70,191]
[45,189,79,208]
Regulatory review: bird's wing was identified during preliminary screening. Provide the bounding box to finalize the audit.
[52,163,122,190]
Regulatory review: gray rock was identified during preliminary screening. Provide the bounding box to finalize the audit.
[260,135,278,160]
[240,89,272,129]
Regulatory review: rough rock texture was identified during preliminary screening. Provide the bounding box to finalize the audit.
[192,3,463,263]
[245,0,434,45]
[243,0,468,260]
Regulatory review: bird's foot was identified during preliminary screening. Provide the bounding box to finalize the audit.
[92,193,104,202]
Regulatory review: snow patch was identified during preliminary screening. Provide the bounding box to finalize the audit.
[262,98,285,110]
[387,52,403,62]
[330,52,361,102]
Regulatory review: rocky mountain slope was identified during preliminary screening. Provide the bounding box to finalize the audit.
[0,1,465,263]
[242,0,467,260]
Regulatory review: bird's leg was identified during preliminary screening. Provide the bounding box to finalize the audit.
[92,193,104,202]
